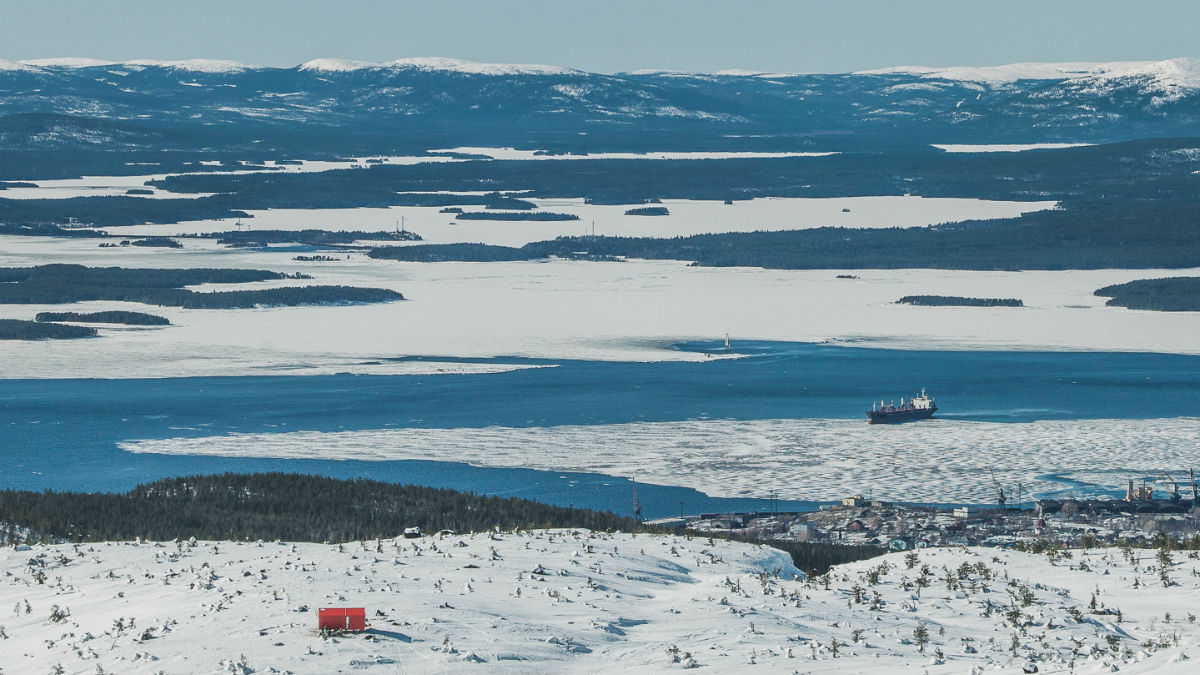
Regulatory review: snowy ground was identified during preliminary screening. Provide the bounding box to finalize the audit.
[120,417,1200,504]
[3,533,1199,674]
[0,234,1197,378]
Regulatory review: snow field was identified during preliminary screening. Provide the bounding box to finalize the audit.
[0,232,1197,379]
[120,417,1200,504]
[1,531,798,675]
[4,534,1200,673]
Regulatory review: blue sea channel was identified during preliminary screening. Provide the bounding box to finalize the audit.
[2,342,1198,518]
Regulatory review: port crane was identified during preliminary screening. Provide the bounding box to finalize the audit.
[1156,471,1182,503]
[631,478,643,522]
[990,469,1006,510]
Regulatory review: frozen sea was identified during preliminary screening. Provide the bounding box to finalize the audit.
[3,341,1198,515]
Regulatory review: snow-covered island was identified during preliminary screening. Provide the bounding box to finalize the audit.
[4,531,1200,674]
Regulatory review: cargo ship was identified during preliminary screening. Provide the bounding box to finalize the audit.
[867,389,937,424]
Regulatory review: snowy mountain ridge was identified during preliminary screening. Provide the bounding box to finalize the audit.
[2,56,1199,149]
[298,56,581,76]
[859,58,1187,82]
[4,56,578,76]
[4,55,1194,80]
[7,57,251,72]
[862,58,1200,98]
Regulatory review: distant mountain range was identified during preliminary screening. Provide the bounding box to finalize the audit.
[2,57,1198,153]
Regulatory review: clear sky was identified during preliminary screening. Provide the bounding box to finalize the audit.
[2,0,1196,73]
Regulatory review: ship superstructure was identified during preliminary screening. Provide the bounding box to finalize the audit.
[867,389,937,424]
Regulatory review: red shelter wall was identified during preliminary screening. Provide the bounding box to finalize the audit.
[318,607,366,631]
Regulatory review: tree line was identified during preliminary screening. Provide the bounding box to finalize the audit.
[1095,277,1200,311]
[35,310,170,325]
[0,473,885,575]
[215,229,421,247]
[456,211,579,221]
[897,296,1023,307]
[625,206,670,216]
[0,318,96,340]
[0,264,401,308]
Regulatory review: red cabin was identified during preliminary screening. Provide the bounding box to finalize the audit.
[318,607,366,632]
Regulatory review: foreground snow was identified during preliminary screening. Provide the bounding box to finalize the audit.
[3,533,1199,674]
[121,417,1200,503]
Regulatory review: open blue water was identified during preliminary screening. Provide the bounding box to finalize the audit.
[2,342,1198,517]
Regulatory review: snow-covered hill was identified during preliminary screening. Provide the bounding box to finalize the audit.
[298,57,580,76]
[3,532,1199,673]
[858,58,1200,87]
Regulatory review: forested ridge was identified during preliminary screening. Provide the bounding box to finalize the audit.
[0,318,96,340]
[625,206,670,216]
[0,194,249,227]
[11,141,1174,230]
[897,296,1023,307]
[0,264,402,308]
[456,211,579,221]
[35,311,170,325]
[148,140,1200,205]
[4,140,1200,274]
[0,473,884,574]
[1095,277,1200,311]
[215,229,421,247]
[371,200,1200,270]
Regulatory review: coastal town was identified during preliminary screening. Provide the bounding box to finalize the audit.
[653,484,1200,551]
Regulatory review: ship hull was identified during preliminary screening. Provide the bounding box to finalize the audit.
[866,406,937,424]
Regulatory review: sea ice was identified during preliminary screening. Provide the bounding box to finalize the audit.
[0,241,1197,379]
[121,417,1200,503]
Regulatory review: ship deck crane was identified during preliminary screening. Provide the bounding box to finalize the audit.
[990,469,1006,510]
[1157,471,1182,502]
[632,478,643,522]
